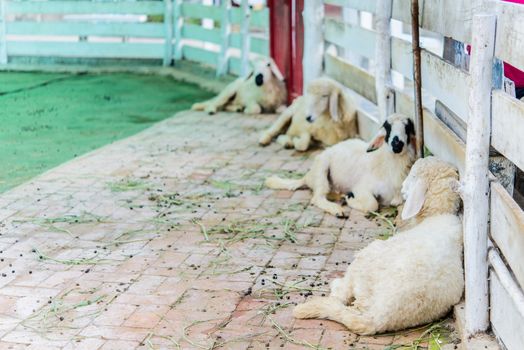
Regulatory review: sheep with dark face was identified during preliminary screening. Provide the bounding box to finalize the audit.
[259,77,358,151]
[191,58,287,115]
[265,114,416,217]
[293,157,464,335]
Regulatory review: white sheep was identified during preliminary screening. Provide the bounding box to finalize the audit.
[293,156,464,335]
[259,77,358,151]
[191,58,287,115]
[265,113,416,217]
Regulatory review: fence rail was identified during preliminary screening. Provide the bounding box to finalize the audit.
[0,0,270,76]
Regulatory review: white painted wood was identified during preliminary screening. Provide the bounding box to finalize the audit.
[492,90,524,172]
[324,0,377,13]
[375,0,394,121]
[0,0,6,64]
[463,14,496,336]
[392,0,472,44]
[163,0,173,66]
[396,91,466,173]
[392,40,470,122]
[216,0,231,76]
[173,0,183,61]
[490,182,524,291]
[324,19,376,60]
[489,256,524,350]
[5,0,164,15]
[487,0,524,72]
[302,0,324,87]
[324,52,377,103]
[240,0,250,77]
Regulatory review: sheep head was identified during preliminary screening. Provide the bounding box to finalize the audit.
[400,156,461,220]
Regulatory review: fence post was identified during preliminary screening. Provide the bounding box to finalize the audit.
[163,0,174,66]
[173,0,183,61]
[463,13,496,336]
[302,0,323,88]
[240,0,251,76]
[0,0,7,65]
[375,0,394,122]
[216,0,231,76]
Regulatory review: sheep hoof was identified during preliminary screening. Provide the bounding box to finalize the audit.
[335,212,348,219]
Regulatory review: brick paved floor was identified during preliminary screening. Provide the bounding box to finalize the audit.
[0,111,458,349]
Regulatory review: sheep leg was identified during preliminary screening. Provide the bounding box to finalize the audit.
[259,105,295,146]
[293,133,312,151]
[244,103,262,115]
[276,134,294,149]
[344,190,379,213]
[293,297,376,335]
[330,276,353,302]
[308,158,346,218]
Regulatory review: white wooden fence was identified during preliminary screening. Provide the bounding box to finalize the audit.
[304,0,524,348]
[0,0,270,76]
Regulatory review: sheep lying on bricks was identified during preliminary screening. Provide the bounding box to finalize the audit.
[191,58,287,115]
[293,157,464,335]
[258,77,358,151]
[265,114,416,217]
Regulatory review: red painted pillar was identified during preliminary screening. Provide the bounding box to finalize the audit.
[267,0,304,103]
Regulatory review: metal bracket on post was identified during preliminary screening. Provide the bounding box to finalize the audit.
[463,13,497,337]
[375,0,394,122]
[216,0,231,76]
[163,0,174,66]
[0,0,7,65]
[302,0,324,88]
[173,0,183,62]
[240,0,251,77]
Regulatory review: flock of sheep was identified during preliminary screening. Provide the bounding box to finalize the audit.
[191,58,464,335]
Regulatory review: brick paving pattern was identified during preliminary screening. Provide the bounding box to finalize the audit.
[0,111,458,349]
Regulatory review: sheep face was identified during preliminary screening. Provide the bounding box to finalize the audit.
[304,78,343,123]
[400,156,460,220]
[251,58,284,87]
[367,114,415,155]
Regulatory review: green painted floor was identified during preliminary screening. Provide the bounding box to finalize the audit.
[0,72,214,193]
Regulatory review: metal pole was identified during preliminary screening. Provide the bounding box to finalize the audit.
[411,0,424,158]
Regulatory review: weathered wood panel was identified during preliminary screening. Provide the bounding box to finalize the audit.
[324,19,376,59]
[393,42,469,121]
[6,0,164,15]
[230,7,269,28]
[324,0,376,14]
[324,52,377,104]
[7,21,164,38]
[180,3,221,21]
[396,91,466,173]
[392,0,472,43]
[490,269,524,350]
[488,1,524,73]
[492,90,524,172]
[182,45,218,67]
[490,182,524,290]
[183,24,222,44]
[344,88,380,142]
[7,41,164,59]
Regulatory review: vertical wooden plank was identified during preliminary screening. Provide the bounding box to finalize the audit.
[173,0,183,61]
[163,0,174,66]
[463,13,496,336]
[240,0,250,76]
[216,0,231,76]
[375,0,394,121]
[302,0,323,88]
[0,0,7,64]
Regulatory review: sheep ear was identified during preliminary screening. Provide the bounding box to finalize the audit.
[366,128,387,152]
[401,179,427,220]
[329,89,340,122]
[269,60,285,81]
